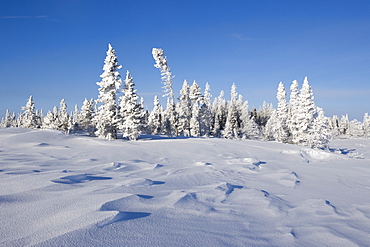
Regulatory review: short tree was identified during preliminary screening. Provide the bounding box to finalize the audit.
[148,95,164,135]
[19,96,38,129]
[80,98,95,135]
[1,110,15,128]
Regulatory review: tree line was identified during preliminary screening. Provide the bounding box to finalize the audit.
[1,44,369,148]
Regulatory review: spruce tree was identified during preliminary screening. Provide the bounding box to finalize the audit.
[19,95,38,129]
[240,98,260,139]
[152,48,178,136]
[224,83,240,139]
[363,113,370,137]
[309,107,331,149]
[148,95,164,135]
[292,77,316,145]
[1,110,15,128]
[189,81,202,137]
[71,104,82,131]
[118,71,145,140]
[80,98,95,135]
[212,90,227,137]
[339,114,350,136]
[57,99,71,133]
[94,44,122,140]
[287,80,300,143]
[177,80,191,136]
[269,82,289,142]
[199,82,212,137]
[328,115,341,138]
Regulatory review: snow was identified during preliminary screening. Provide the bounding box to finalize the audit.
[1,128,370,246]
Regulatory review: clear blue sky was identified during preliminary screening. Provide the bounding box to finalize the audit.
[1,0,370,120]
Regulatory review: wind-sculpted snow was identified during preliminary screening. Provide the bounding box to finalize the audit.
[1,128,370,246]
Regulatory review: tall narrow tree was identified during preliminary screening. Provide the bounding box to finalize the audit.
[94,44,122,140]
[177,80,191,136]
[224,83,240,139]
[287,80,300,143]
[152,48,178,136]
[199,82,212,137]
[363,113,370,137]
[152,48,175,104]
[189,81,202,137]
[265,82,289,142]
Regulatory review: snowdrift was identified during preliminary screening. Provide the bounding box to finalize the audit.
[1,128,370,246]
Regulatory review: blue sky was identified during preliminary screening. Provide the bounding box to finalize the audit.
[1,0,370,120]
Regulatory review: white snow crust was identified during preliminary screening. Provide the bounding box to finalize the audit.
[1,128,370,246]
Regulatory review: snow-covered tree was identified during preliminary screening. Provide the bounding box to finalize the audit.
[224,83,240,139]
[42,106,58,130]
[212,90,227,137]
[71,104,82,131]
[162,99,179,137]
[152,48,178,136]
[309,107,331,149]
[291,77,317,145]
[148,95,164,135]
[80,98,95,135]
[339,114,350,136]
[152,48,175,104]
[94,44,122,140]
[328,115,341,138]
[265,82,289,142]
[190,102,200,137]
[189,81,202,137]
[347,119,364,138]
[118,71,145,140]
[176,80,191,136]
[287,80,300,142]
[19,95,38,129]
[240,98,260,139]
[57,99,71,133]
[1,110,16,128]
[255,101,273,127]
[363,113,370,137]
[199,82,212,137]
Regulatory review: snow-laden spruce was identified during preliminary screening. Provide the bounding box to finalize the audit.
[0,109,15,128]
[94,44,122,140]
[148,95,164,135]
[18,95,39,129]
[118,71,145,140]
[152,48,178,137]
[177,80,192,136]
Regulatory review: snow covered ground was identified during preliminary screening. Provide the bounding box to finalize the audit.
[1,128,370,246]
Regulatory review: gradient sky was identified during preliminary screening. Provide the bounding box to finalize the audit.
[1,0,370,120]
